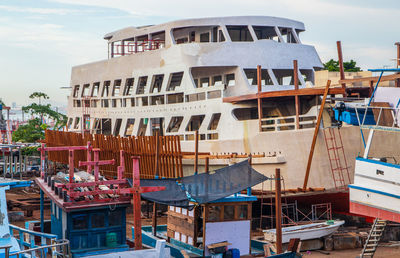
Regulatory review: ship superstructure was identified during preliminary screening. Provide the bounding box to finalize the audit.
[66,16,392,191]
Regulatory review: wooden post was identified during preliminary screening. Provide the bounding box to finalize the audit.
[194,130,199,175]
[152,133,160,236]
[294,60,300,129]
[337,41,347,96]
[303,80,331,190]
[395,42,400,87]
[205,157,209,173]
[275,168,282,254]
[86,141,92,173]
[132,157,143,250]
[68,150,74,185]
[257,65,263,132]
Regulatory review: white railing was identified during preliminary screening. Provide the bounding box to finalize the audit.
[353,105,400,132]
[260,114,317,132]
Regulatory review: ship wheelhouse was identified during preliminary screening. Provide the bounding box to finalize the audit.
[66,16,324,142]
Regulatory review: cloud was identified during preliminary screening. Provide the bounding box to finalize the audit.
[0,5,83,15]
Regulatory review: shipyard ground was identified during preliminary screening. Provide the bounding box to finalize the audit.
[6,189,400,257]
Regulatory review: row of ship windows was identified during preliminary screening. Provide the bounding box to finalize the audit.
[72,72,235,98]
[110,25,301,58]
[73,90,221,108]
[68,114,221,140]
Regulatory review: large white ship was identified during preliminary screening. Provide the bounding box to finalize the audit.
[66,16,397,192]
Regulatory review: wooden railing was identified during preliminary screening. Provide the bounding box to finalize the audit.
[260,114,317,132]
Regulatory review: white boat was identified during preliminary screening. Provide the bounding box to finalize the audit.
[64,16,400,193]
[345,80,400,222]
[263,220,345,243]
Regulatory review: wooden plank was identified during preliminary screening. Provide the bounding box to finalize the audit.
[223,87,345,103]
[339,72,400,84]
[337,41,346,91]
[294,60,300,130]
[302,80,331,190]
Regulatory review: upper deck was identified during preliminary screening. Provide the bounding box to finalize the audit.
[103,16,307,58]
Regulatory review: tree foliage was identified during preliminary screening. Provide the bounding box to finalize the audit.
[323,59,361,72]
[12,91,66,143]
[12,118,44,143]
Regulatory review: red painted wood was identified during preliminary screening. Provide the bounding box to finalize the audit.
[350,202,400,223]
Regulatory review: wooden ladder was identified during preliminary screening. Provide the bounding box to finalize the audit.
[360,218,387,257]
[323,127,351,190]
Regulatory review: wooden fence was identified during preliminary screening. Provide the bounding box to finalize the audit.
[45,130,183,179]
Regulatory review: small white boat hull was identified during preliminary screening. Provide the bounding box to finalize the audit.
[263,221,344,243]
[349,157,400,223]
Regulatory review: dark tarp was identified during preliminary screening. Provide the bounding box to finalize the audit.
[128,160,269,208]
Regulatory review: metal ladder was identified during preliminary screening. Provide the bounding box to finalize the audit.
[323,127,351,189]
[360,218,387,257]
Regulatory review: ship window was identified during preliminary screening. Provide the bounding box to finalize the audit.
[150,74,164,93]
[167,72,184,91]
[167,116,183,133]
[300,69,314,84]
[200,77,210,87]
[176,38,188,44]
[151,117,164,136]
[137,118,148,136]
[244,69,273,85]
[124,119,135,136]
[101,118,112,135]
[167,93,184,104]
[186,115,205,131]
[137,96,148,106]
[219,30,225,42]
[72,215,87,230]
[121,99,126,107]
[190,31,195,42]
[112,79,122,96]
[67,118,73,129]
[208,113,221,130]
[252,26,279,41]
[91,100,97,108]
[212,75,222,86]
[225,74,235,86]
[272,69,294,85]
[232,108,258,121]
[73,85,80,98]
[101,99,109,108]
[91,82,100,97]
[113,118,122,136]
[150,95,165,105]
[82,84,90,97]
[94,119,101,134]
[136,76,148,94]
[185,92,205,102]
[124,78,134,96]
[91,213,105,228]
[102,81,111,97]
[226,26,253,42]
[279,28,297,43]
[200,32,210,42]
[112,99,117,108]
[207,90,221,99]
[74,117,80,129]
[130,98,135,107]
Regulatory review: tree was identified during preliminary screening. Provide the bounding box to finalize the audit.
[12,92,66,142]
[12,118,45,142]
[323,59,361,72]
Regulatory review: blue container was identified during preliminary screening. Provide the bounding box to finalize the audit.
[225,248,240,258]
[334,108,375,126]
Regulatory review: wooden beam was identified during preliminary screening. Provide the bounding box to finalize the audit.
[294,60,300,130]
[223,87,345,103]
[303,80,331,190]
[275,168,282,254]
[194,130,199,175]
[337,41,346,92]
[339,72,400,84]
[257,65,263,132]
[395,42,400,87]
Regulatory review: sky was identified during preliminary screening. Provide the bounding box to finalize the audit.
[1,0,399,109]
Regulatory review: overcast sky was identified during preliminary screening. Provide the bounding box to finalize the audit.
[1,0,399,107]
